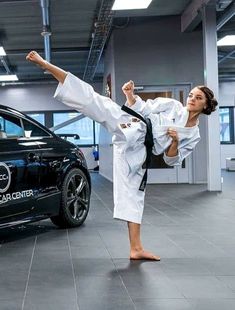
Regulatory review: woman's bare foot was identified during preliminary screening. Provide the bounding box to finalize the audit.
[130,249,161,261]
[26,51,47,69]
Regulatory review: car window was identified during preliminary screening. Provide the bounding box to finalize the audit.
[0,112,24,139]
[22,119,50,137]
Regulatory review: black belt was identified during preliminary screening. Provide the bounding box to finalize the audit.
[121,105,154,191]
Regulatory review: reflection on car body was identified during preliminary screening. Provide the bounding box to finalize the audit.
[0,104,91,229]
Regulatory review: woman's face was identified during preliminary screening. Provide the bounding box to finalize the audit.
[186,87,207,113]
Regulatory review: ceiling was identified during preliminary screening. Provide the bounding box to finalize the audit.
[0,0,234,84]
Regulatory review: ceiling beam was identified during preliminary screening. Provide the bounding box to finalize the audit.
[218,48,235,64]
[217,0,235,30]
[218,52,235,60]
[83,0,115,81]
[0,56,11,74]
[40,0,51,62]
[0,0,37,2]
[181,0,213,32]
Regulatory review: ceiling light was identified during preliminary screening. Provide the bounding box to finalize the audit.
[217,35,235,46]
[0,47,6,56]
[0,75,18,82]
[112,0,152,10]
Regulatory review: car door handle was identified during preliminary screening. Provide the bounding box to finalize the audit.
[27,153,40,162]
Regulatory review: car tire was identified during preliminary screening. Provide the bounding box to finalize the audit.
[50,168,90,228]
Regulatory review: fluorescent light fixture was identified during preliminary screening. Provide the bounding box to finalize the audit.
[0,46,6,56]
[217,35,235,46]
[112,0,152,10]
[0,75,18,82]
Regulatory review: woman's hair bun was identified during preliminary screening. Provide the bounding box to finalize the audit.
[197,86,218,115]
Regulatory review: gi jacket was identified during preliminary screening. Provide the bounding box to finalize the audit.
[129,96,201,167]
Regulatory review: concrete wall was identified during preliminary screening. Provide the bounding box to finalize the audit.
[100,16,207,182]
[219,81,235,169]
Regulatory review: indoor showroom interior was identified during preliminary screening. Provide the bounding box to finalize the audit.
[0,0,235,309]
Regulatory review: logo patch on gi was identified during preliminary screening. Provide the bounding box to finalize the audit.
[120,123,131,129]
[132,118,140,122]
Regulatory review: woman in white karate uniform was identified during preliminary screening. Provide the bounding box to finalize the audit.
[26,51,218,261]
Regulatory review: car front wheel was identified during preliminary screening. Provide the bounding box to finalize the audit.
[51,168,90,228]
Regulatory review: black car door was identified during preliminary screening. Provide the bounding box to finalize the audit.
[34,136,66,195]
[0,111,41,219]
[21,118,62,213]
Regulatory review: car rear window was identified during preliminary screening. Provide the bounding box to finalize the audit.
[0,113,24,139]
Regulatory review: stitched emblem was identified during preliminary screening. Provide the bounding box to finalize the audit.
[132,118,140,122]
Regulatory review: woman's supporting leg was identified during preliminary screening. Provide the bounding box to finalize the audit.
[128,222,160,260]
[26,51,67,84]
[128,222,160,261]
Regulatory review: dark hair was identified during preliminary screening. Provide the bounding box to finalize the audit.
[196,85,218,115]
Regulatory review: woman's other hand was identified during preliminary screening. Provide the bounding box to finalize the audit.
[122,80,136,106]
[122,80,135,96]
[167,128,179,142]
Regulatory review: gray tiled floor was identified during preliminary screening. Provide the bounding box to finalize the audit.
[0,170,235,310]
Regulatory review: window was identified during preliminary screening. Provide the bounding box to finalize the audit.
[53,112,100,145]
[26,113,45,125]
[0,112,24,138]
[219,107,234,144]
[22,119,50,138]
[94,121,100,144]
[24,110,100,144]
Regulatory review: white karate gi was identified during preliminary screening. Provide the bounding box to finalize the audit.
[54,73,200,224]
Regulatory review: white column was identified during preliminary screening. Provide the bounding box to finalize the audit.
[202,5,222,191]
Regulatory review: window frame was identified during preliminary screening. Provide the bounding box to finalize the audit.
[0,110,53,140]
[23,109,100,145]
[52,110,99,146]
[0,110,24,139]
[220,106,235,145]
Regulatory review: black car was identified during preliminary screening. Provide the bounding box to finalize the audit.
[0,104,91,229]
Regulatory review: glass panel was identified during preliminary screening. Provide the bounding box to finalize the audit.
[94,121,100,144]
[27,113,45,125]
[0,113,24,138]
[220,108,231,142]
[53,112,96,145]
[22,119,50,137]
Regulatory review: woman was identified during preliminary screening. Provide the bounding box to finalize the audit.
[26,51,218,261]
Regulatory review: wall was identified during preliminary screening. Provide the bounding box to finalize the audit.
[0,82,102,112]
[100,16,207,183]
[219,81,235,168]
[99,35,116,181]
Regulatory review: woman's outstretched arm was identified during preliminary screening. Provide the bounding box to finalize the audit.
[26,51,67,84]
